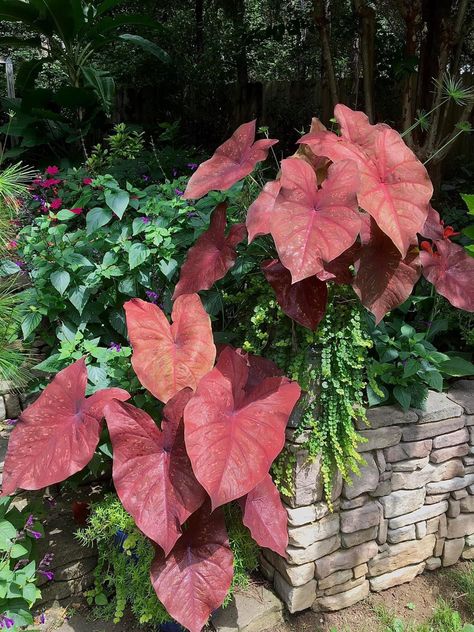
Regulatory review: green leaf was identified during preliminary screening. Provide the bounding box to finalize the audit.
[403,359,420,378]
[69,286,90,314]
[117,34,170,64]
[393,386,411,410]
[461,193,474,214]
[118,276,137,296]
[82,66,115,116]
[462,225,474,239]
[56,209,76,221]
[22,582,37,606]
[158,258,177,280]
[86,207,112,234]
[105,189,129,219]
[440,357,474,377]
[128,243,150,270]
[0,260,21,276]
[424,370,443,391]
[21,312,42,339]
[0,520,18,550]
[63,253,94,268]
[34,354,64,373]
[50,269,70,295]
[109,310,127,337]
[10,543,28,559]
[95,592,108,606]
[16,59,45,92]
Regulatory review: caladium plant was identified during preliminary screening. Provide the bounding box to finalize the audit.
[1,294,301,632]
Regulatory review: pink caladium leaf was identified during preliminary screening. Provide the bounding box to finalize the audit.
[239,473,288,557]
[1,359,130,495]
[270,158,361,282]
[420,239,474,312]
[246,180,281,243]
[105,390,205,556]
[124,294,216,403]
[299,104,433,257]
[353,217,421,323]
[262,259,328,330]
[419,205,445,241]
[173,203,246,299]
[184,347,301,509]
[183,121,278,200]
[150,504,233,632]
[294,116,330,179]
[238,350,283,394]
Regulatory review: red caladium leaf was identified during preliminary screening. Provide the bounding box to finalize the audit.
[420,239,474,312]
[270,158,361,282]
[105,391,205,556]
[316,242,361,285]
[150,504,233,632]
[183,120,278,200]
[262,259,328,330]
[246,180,281,243]
[1,359,130,495]
[124,294,216,403]
[299,104,433,257]
[184,347,301,509]
[353,217,420,323]
[173,203,246,299]
[239,473,288,557]
[239,350,283,393]
[419,205,445,241]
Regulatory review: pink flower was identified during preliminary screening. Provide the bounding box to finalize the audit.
[41,178,61,189]
[50,198,62,211]
[69,208,83,215]
[83,177,93,186]
[7,240,18,249]
[46,166,60,176]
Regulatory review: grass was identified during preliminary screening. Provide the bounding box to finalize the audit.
[373,598,474,632]
[448,564,474,614]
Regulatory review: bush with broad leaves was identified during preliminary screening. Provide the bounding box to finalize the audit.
[3,104,474,632]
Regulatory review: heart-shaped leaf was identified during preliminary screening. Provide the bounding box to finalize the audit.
[183,120,278,200]
[105,389,205,556]
[124,294,216,403]
[173,203,246,299]
[246,180,281,243]
[1,359,130,495]
[150,504,233,632]
[270,158,361,282]
[184,347,301,509]
[299,104,433,257]
[262,259,328,330]
[239,473,288,557]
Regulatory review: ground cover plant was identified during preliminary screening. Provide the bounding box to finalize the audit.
[2,105,474,632]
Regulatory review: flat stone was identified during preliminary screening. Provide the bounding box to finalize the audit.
[460,495,474,512]
[378,518,388,545]
[467,534,474,546]
[0,382,12,396]
[425,493,450,504]
[341,526,378,548]
[343,454,379,499]
[442,538,465,567]
[0,398,5,421]
[402,417,465,442]
[370,480,392,497]
[425,557,442,571]
[4,393,21,419]
[259,554,274,582]
[287,451,323,507]
[375,450,386,473]
[379,489,426,518]
[416,521,427,539]
[435,537,445,557]
[340,502,380,533]
[431,445,469,463]
[318,569,353,591]
[341,495,368,510]
[392,460,465,491]
[447,513,474,538]
[286,534,340,565]
[357,427,402,452]
[447,381,474,414]
[427,474,474,494]
[315,541,378,579]
[353,563,368,579]
[462,547,474,560]
[426,517,440,535]
[452,489,468,500]
[385,440,432,462]
[438,514,447,538]
[288,513,339,548]
[321,575,366,597]
[388,525,416,544]
[314,580,369,612]
[448,499,461,518]
[433,427,470,449]
[466,415,474,426]
[415,391,463,423]
[388,501,448,529]
[262,550,314,587]
[369,562,425,592]
[274,574,316,613]
[392,457,429,472]
[286,505,317,527]
[364,406,418,429]
[212,585,284,632]
[368,534,435,576]
[39,572,94,604]
[37,557,96,586]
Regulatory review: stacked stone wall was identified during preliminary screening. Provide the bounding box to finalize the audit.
[261,380,474,613]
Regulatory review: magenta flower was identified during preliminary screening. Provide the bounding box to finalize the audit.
[141,217,151,224]
[40,178,61,189]
[6,240,18,249]
[50,198,62,211]
[39,570,54,581]
[175,188,184,196]
[83,177,93,186]
[69,208,83,215]
[46,166,59,176]
[0,614,15,629]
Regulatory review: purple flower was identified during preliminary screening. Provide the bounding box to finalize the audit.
[109,342,121,352]
[39,613,46,624]
[27,529,42,540]
[39,552,54,569]
[44,496,56,508]
[187,163,198,170]
[14,260,25,269]
[175,188,184,196]
[142,175,150,182]
[0,614,15,629]
[145,290,159,304]
[172,168,178,177]
[4,419,17,426]
[39,570,54,581]
[14,559,28,571]
[141,216,151,224]
[187,211,198,219]
[25,515,34,528]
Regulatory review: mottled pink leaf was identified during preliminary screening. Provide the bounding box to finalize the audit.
[173,203,246,299]
[420,205,444,240]
[239,474,288,557]
[105,391,205,556]
[420,239,474,312]
[353,217,420,323]
[125,295,216,403]
[183,121,278,200]
[262,259,328,330]
[184,347,301,509]
[1,359,129,495]
[270,158,361,282]
[246,180,281,243]
[150,504,233,632]
[299,104,433,257]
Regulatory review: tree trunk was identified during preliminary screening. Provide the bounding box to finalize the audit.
[195,0,204,58]
[313,0,338,117]
[353,0,375,122]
